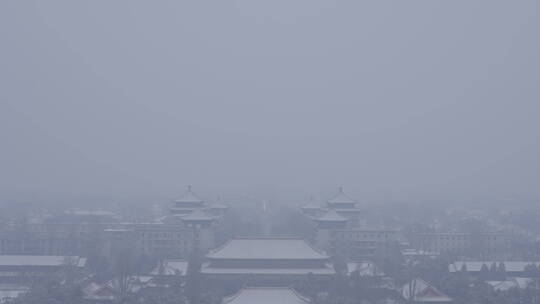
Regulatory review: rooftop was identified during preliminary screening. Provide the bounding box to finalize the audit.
[402,278,452,303]
[327,187,356,205]
[222,287,311,304]
[0,256,86,267]
[449,261,540,273]
[150,259,188,276]
[173,185,204,204]
[201,265,335,275]
[206,237,329,260]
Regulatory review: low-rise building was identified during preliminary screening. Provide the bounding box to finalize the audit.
[202,237,335,282]
[413,232,511,259]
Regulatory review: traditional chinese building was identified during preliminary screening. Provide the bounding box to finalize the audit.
[301,188,399,261]
[201,237,335,282]
[221,287,311,304]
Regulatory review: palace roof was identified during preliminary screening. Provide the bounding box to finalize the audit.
[222,287,311,304]
[0,256,86,267]
[206,237,329,260]
[201,265,335,275]
[173,186,204,204]
[327,187,356,205]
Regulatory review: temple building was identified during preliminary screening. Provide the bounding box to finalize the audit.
[301,188,399,261]
[221,287,311,304]
[201,237,335,282]
[169,185,207,216]
[122,186,224,258]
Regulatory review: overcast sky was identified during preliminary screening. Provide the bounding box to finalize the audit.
[1,1,539,205]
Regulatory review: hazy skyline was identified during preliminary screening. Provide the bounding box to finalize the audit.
[1,1,539,204]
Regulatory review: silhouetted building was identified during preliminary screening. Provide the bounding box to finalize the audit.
[201,237,335,282]
[301,188,399,261]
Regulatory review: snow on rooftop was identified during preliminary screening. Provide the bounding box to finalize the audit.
[0,256,86,267]
[201,264,335,275]
[327,187,356,205]
[206,237,329,260]
[222,287,311,304]
[150,260,188,276]
[487,278,533,291]
[402,279,452,303]
[449,261,540,273]
[347,262,384,276]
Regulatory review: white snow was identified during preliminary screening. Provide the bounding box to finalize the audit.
[206,238,329,260]
[0,256,86,267]
[150,260,188,276]
[222,287,311,304]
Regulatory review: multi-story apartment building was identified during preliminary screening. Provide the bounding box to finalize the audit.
[412,232,512,259]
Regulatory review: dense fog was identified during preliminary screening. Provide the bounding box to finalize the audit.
[2,1,539,205]
[1,2,540,304]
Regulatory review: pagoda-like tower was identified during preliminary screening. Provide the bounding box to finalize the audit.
[170,185,206,215]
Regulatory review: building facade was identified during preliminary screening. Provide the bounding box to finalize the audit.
[0,187,226,260]
[412,232,512,259]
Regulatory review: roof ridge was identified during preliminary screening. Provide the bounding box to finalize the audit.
[232,236,304,240]
[222,287,311,304]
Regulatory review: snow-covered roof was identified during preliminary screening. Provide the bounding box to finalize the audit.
[315,210,347,222]
[173,186,204,204]
[201,264,335,275]
[206,237,329,260]
[402,279,452,303]
[449,261,540,273]
[83,282,116,301]
[347,262,384,276]
[222,287,311,304]
[327,187,356,205]
[0,256,86,267]
[487,278,533,291]
[150,260,188,276]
